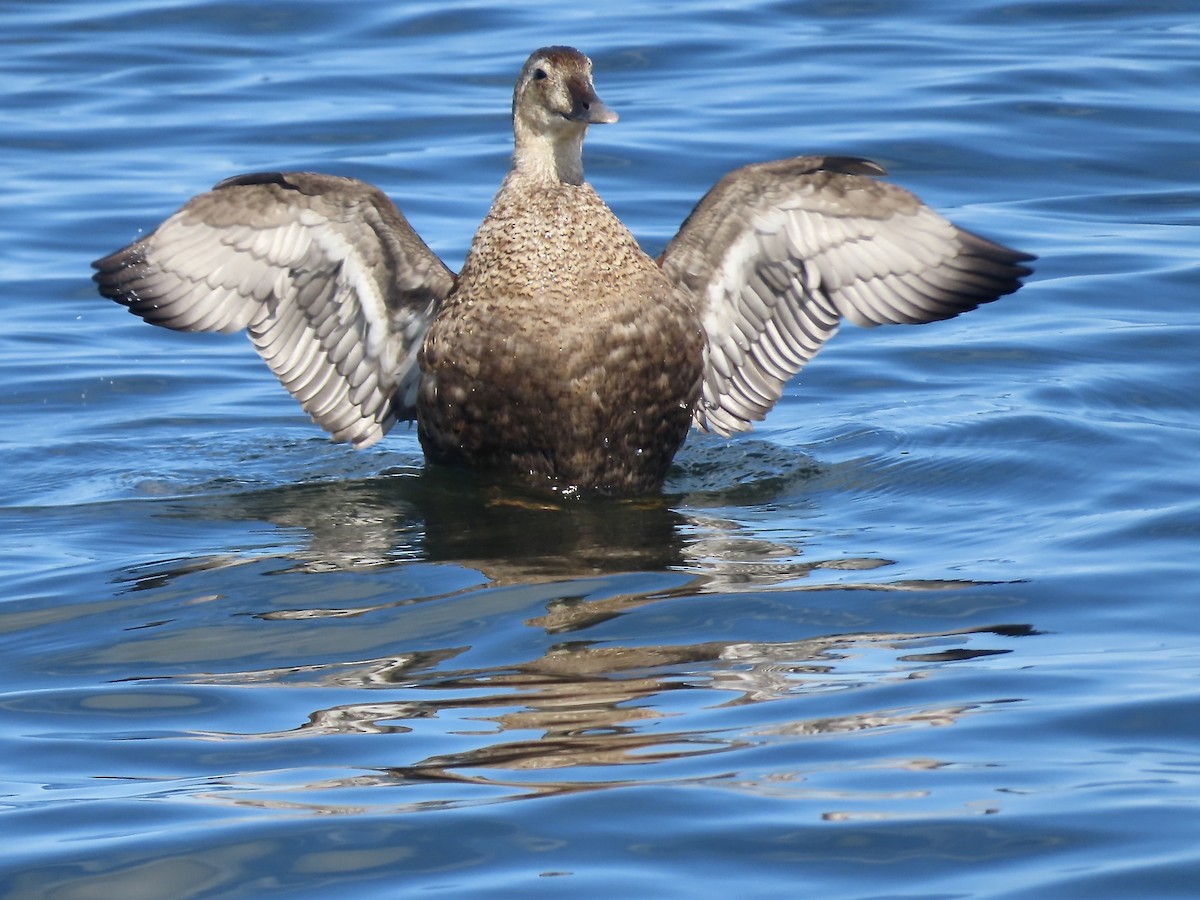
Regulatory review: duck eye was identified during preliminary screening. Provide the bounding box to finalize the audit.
[533,68,547,80]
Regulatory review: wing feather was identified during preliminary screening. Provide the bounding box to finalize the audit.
[93,172,456,447]
[659,156,1034,435]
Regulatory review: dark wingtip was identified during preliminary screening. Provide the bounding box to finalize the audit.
[91,246,125,274]
[90,242,145,304]
[959,227,1036,264]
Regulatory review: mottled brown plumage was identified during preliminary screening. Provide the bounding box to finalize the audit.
[92,46,1034,496]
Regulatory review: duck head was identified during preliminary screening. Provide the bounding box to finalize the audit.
[511,46,618,185]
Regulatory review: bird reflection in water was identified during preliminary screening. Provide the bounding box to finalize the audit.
[114,468,1035,812]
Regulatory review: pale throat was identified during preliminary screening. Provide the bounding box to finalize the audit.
[512,120,588,186]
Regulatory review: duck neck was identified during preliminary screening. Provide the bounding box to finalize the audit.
[511,117,588,186]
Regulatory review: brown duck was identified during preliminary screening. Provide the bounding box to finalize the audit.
[93,46,1034,496]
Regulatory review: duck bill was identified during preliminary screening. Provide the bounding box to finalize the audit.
[582,96,618,125]
[568,78,619,124]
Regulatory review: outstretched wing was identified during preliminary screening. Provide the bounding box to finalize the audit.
[92,172,456,448]
[658,156,1034,436]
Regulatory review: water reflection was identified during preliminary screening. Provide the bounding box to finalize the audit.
[128,465,689,581]
[124,450,988,591]
[193,622,1029,734]
[100,464,1035,810]
[155,616,1033,813]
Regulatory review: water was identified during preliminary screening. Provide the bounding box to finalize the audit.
[3,0,1199,896]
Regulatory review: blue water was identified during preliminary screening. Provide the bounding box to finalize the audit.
[3,0,1199,896]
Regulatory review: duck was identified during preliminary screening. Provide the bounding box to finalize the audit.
[92,45,1034,496]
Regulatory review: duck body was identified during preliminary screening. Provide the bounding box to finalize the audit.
[419,171,703,494]
[93,46,1034,497]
